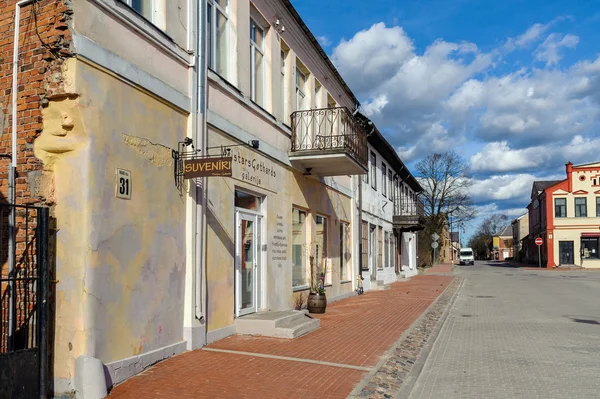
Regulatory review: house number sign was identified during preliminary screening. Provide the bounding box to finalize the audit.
[116,168,132,200]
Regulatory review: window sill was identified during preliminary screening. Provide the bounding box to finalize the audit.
[340,280,352,284]
[293,285,310,292]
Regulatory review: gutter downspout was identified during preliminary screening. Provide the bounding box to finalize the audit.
[358,176,363,279]
[195,0,208,324]
[8,0,35,352]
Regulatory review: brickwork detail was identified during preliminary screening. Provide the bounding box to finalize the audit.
[0,0,73,353]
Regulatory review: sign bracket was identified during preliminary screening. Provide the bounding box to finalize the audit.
[171,138,260,189]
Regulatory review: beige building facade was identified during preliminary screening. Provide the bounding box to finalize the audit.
[203,0,368,342]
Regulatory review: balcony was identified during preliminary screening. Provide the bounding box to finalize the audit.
[393,199,425,231]
[290,107,368,176]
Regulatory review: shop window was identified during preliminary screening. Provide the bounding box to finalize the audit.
[208,0,229,78]
[581,237,599,259]
[381,163,387,197]
[370,152,377,190]
[250,16,265,106]
[292,208,307,288]
[554,198,566,218]
[315,215,329,284]
[575,197,587,217]
[340,222,350,280]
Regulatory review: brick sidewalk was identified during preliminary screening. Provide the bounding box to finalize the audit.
[109,274,454,399]
[424,263,455,273]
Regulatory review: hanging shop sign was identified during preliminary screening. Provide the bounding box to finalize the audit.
[184,158,232,178]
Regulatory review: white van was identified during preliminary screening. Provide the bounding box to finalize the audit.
[459,248,474,265]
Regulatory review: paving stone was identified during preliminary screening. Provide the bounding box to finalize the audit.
[408,263,600,399]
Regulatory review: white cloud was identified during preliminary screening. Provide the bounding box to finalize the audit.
[316,35,331,47]
[534,33,579,66]
[506,23,551,50]
[470,173,535,203]
[470,135,600,173]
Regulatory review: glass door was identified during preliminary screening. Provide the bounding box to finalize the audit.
[235,211,261,317]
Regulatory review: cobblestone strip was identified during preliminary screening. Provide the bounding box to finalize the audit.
[348,276,464,399]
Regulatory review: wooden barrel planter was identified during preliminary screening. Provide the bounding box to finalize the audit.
[307,292,327,314]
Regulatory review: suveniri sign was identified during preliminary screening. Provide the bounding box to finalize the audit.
[184,157,232,178]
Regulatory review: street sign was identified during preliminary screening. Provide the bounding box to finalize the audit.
[535,237,543,246]
[431,233,439,241]
[431,242,439,249]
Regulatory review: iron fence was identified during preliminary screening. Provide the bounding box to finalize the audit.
[290,107,368,168]
[0,203,50,399]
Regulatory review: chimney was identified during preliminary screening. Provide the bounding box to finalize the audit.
[566,162,573,192]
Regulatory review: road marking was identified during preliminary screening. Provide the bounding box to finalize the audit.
[202,347,373,371]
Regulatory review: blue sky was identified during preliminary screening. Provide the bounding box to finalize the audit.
[293,0,600,242]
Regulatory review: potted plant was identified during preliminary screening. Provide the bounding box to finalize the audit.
[307,254,327,313]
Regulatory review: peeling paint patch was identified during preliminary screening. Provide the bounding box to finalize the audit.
[122,134,173,167]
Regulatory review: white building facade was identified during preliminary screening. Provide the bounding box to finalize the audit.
[358,129,423,290]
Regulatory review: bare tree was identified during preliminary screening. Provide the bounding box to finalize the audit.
[468,214,509,260]
[416,151,476,266]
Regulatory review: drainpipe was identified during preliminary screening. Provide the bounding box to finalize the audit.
[358,176,363,279]
[195,0,208,323]
[8,0,35,352]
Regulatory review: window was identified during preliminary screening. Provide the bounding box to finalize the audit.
[296,65,307,111]
[361,221,369,271]
[581,237,599,259]
[208,0,229,77]
[388,170,393,199]
[250,18,265,106]
[575,197,587,217]
[370,152,377,190]
[384,232,389,267]
[340,223,350,281]
[315,80,322,108]
[382,163,387,197]
[316,215,329,284]
[280,49,288,122]
[377,226,383,269]
[555,198,566,218]
[327,94,336,108]
[597,197,600,217]
[292,208,307,288]
[390,233,395,268]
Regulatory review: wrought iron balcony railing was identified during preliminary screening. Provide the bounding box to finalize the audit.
[393,197,425,218]
[290,107,368,169]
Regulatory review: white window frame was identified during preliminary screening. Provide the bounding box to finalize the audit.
[250,17,265,105]
[281,49,288,122]
[296,67,307,111]
[207,0,229,77]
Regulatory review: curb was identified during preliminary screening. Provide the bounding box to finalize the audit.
[348,275,464,399]
[394,277,464,399]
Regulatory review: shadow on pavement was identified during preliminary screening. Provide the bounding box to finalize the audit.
[480,261,520,268]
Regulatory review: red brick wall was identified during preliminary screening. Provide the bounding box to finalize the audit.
[0,0,72,352]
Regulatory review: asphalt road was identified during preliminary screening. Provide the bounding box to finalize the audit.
[407,260,600,399]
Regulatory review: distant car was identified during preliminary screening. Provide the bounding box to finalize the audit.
[459,248,475,265]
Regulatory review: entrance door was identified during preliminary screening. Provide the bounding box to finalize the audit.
[235,211,262,317]
[559,241,574,265]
